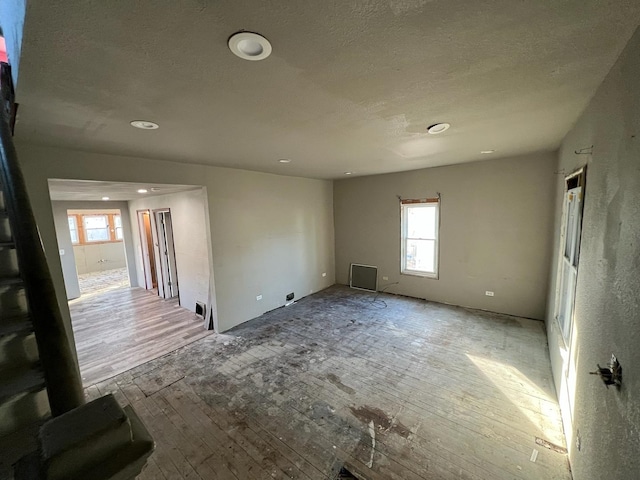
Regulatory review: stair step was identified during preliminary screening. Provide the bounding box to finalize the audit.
[0,210,7,217]
[0,315,32,337]
[0,241,15,249]
[0,369,45,404]
[0,275,22,286]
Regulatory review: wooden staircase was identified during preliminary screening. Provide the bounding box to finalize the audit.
[0,62,153,480]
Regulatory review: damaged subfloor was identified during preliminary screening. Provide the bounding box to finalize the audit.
[88,285,571,480]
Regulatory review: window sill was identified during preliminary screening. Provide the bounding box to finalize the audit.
[401,271,438,280]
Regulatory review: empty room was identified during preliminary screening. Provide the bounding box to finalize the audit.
[0,2,638,480]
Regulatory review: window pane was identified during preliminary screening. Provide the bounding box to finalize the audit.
[407,205,436,239]
[114,215,122,228]
[406,239,435,273]
[116,227,123,240]
[68,217,76,230]
[84,215,108,229]
[70,230,79,244]
[86,228,110,242]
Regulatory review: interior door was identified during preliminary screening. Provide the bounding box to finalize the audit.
[155,210,179,299]
[555,168,585,430]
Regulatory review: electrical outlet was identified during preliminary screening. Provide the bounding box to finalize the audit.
[322,272,327,277]
[256,295,262,301]
[485,291,494,297]
[382,276,389,281]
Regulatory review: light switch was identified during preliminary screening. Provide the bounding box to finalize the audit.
[59,249,65,255]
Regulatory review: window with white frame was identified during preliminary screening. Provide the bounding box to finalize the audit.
[68,216,79,244]
[83,215,110,242]
[114,214,123,240]
[401,198,439,278]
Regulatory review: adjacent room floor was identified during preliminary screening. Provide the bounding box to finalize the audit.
[70,286,212,387]
[77,267,130,296]
[87,285,571,480]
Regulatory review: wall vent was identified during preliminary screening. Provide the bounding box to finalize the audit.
[195,301,206,319]
[350,263,378,292]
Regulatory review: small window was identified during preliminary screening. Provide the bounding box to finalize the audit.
[68,216,79,244]
[114,215,123,240]
[401,199,439,278]
[83,215,110,242]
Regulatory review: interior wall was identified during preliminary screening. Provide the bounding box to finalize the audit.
[334,152,557,320]
[546,27,640,480]
[128,189,209,316]
[17,144,335,334]
[50,201,138,299]
[73,242,127,274]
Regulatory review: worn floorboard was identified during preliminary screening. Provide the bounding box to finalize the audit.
[86,285,570,480]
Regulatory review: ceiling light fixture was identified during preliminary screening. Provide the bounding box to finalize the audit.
[101,196,110,201]
[344,172,353,175]
[130,120,159,130]
[481,150,495,154]
[427,123,451,134]
[137,189,148,194]
[228,32,272,61]
[278,159,291,164]
[150,187,161,192]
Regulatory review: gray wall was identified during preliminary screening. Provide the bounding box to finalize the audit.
[546,27,640,480]
[128,188,210,316]
[51,201,138,300]
[334,152,557,320]
[17,144,335,334]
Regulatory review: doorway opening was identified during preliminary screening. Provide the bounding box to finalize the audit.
[67,208,130,296]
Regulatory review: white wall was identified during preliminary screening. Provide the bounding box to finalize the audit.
[73,242,127,274]
[334,152,557,320]
[50,201,138,300]
[17,144,335,334]
[546,27,640,480]
[129,189,210,317]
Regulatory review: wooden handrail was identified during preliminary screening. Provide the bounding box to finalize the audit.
[0,62,85,415]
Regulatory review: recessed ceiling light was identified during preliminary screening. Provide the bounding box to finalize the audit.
[481,150,495,154]
[278,159,291,164]
[130,120,159,130]
[427,123,451,134]
[150,187,161,192]
[228,32,272,61]
[137,189,148,194]
[101,196,110,201]
[344,172,353,175]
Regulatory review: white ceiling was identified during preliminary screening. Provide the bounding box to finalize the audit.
[14,1,640,179]
[48,179,201,202]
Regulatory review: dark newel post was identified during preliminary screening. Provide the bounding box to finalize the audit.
[0,62,84,415]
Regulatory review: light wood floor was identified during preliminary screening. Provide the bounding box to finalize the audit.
[86,286,571,480]
[70,287,212,387]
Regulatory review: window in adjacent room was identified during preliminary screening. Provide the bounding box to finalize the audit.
[83,215,110,242]
[401,198,439,278]
[68,216,79,244]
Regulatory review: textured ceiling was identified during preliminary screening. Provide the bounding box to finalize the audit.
[14,1,640,179]
[48,179,201,201]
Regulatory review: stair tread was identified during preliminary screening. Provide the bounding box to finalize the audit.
[0,241,15,248]
[0,369,45,403]
[0,315,32,336]
[0,275,22,286]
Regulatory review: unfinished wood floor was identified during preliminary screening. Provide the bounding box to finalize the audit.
[70,287,212,387]
[88,285,571,480]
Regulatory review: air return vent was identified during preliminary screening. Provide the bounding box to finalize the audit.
[350,263,378,292]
